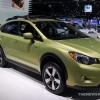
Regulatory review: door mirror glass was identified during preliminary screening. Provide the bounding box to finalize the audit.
[23,32,33,39]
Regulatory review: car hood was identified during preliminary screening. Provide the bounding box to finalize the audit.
[54,38,100,58]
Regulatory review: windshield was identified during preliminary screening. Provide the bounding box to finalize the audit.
[73,23,84,29]
[35,21,89,40]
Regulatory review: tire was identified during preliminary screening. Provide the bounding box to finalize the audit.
[42,62,66,94]
[0,48,7,67]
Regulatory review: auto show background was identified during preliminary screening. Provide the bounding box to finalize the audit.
[0,0,32,23]
[29,0,100,25]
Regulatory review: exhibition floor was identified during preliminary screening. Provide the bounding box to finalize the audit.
[0,63,100,100]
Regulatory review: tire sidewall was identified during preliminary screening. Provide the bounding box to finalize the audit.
[42,62,66,95]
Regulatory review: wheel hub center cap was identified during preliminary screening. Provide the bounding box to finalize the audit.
[50,76,54,81]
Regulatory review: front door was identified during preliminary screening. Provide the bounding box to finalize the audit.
[12,21,41,70]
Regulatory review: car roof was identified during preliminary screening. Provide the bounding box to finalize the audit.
[0,18,61,27]
[6,18,58,23]
[31,18,58,22]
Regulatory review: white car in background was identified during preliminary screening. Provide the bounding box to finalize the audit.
[64,21,98,38]
[96,25,100,38]
[73,23,98,38]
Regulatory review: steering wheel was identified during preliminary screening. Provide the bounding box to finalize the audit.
[58,31,67,37]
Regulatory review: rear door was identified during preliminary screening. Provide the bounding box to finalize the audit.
[0,21,19,58]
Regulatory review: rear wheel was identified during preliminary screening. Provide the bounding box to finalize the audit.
[0,48,7,67]
[42,62,66,94]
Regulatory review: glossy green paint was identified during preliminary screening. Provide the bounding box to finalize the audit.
[0,19,100,87]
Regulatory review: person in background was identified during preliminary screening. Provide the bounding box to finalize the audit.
[68,20,76,35]
[12,0,24,10]
[69,20,74,25]
[82,21,86,28]
[87,22,91,29]
[97,19,99,25]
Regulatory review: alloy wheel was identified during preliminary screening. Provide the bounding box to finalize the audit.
[44,66,61,91]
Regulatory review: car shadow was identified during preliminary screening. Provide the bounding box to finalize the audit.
[7,63,43,82]
[61,87,100,100]
[6,63,100,100]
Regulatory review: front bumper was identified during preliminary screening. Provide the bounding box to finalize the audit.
[66,62,100,87]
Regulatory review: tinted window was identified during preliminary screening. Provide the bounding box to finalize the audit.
[35,22,56,39]
[73,23,84,29]
[36,21,89,40]
[20,22,42,41]
[1,22,18,35]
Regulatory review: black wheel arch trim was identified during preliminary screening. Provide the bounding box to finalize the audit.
[40,53,68,80]
[0,45,6,57]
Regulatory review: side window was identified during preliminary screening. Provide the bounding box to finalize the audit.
[1,22,18,35]
[20,22,42,41]
[36,22,56,39]
[20,22,33,35]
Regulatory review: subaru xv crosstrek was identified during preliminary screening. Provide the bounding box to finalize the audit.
[0,16,100,94]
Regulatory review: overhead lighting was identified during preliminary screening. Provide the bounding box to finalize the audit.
[73,0,79,1]
[81,0,87,1]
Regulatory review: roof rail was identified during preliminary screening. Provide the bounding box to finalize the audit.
[28,15,53,19]
[6,15,58,21]
[13,15,30,19]
[6,15,29,21]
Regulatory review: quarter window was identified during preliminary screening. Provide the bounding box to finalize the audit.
[1,22,18,35]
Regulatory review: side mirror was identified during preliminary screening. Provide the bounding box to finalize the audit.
[23,32,33,39]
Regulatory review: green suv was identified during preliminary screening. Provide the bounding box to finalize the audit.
[0,16,100,94]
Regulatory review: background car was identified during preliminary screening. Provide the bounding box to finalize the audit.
[64,21,98,38]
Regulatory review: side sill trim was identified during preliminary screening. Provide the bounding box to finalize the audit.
[6,58,41,75]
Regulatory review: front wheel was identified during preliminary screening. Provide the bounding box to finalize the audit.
[42,62,66,94]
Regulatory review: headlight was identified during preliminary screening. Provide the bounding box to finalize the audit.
[69,52,99,65]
